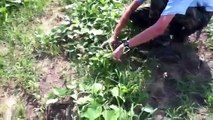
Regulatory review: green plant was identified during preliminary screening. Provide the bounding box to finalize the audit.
[0,0,212,119]
[0,0,23,23]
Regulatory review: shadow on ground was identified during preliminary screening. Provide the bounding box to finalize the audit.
[144,42,212,108]
[40,30,213,120]
[124,40,212,119]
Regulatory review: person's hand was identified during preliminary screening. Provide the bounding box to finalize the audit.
[101,36,121,49]
[113,44,124,61]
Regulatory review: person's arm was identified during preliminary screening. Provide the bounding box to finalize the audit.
[126,0,195,47]
[128,15,175,47]
[111,0,142,40]
[113,15,175,61]
[113,0,195,61]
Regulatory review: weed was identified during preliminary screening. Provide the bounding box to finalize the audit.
[0,1,49,119]
[43,0,213,119]
[1,0,213,119]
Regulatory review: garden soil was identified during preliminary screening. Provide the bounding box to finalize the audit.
[0,0,212,119]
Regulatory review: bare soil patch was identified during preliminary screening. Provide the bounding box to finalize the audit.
[189,30,213,74]
[29,0,76,119]
[0,1,75,119]
[36,56,76,120]
[35,0,69,35]
[146,31,213,119]
[37,57,76,96]
[0,83,17,120]
[190,31,213,63]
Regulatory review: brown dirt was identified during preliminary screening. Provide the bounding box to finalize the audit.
[38,57,66,96]
[35,0,73,96]
[19,0,76,118]
[1,1,212,119]
[0,42,9,56]
[189,30,213,74]
[23,56,77,120]
[0,83,30,120]
[37,57,76,96]
[190,31,213,62]
[146,31,213,119]
[188,31,213,120]
[35,56,77,120]
[27,1,75,119]
[35,0,69,35]
[0,87,5,119]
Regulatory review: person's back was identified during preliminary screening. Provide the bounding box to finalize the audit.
[131,0,213,42]
[102,0,213,60]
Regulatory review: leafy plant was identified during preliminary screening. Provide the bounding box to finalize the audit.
[1,0,212,119]
[0,0,24,23]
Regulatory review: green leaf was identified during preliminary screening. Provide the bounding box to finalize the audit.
[70,93,78,100]
[90,29,103,35]
[52,88,69,97]
[109,105,119,111]
[102,110,119,120]
[92,83,104,94]
[76,96,93,105]
[82,106,102,120]
[0,7,6,13]
[109,105,129,119]
[90,57,99,61]
[7,0,22,3]
[142,105,156,114]
[111,87,119,97]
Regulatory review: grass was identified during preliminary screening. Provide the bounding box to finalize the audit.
[0,0,213,119]
[0,0,49,93]
[0,0,50,118]
[207,20,213,49]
